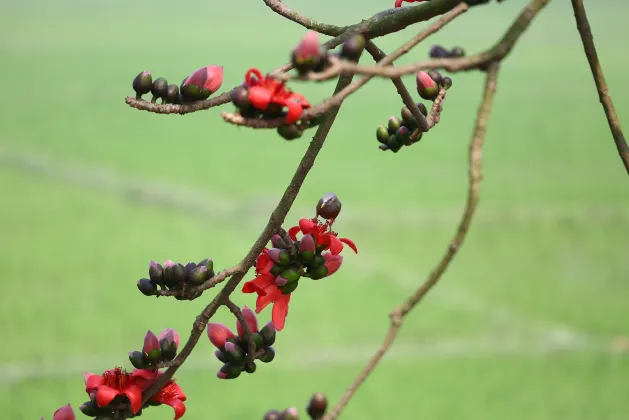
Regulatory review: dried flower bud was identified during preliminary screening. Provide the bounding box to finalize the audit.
[340,35,366,62]
[316,192,342,220]
[307,393,328,420]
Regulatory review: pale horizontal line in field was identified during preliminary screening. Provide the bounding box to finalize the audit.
[0,331,622,386]
[1,145,627,228]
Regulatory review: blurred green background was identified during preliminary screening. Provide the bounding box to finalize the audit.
[1,0,628,418]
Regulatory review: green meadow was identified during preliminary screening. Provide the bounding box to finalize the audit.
[1,0,628,418]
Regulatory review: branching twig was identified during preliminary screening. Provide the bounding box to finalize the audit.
[570,0,629,175]
[222,4,468,129]
[323,61,500,420]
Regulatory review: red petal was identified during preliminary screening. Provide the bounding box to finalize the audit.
[95,385,120,408]
[143,330,160,354]
[298,218,316,234]
[256,253,270,272]
[323,253,343,276]
[85,374,103,392]
[272,294,291,331]
[242,280,257,293]
[165,398,187,420]
[284,101,303,124]
[255,284,281,313]
[52,404,75,420]
[328,235,344,255]
[339,237,358,254]
[124,385,143,414]
[237,306,260,336]
[290,92,310,109]
[245,68,263,86]
[249,86,271,110]
[288,226,300,240]
[207,323,235,348]
[203,65,224,93]
[395,0,403,6]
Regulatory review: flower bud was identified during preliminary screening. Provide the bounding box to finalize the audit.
[271,234,285,249]
[400,107,418,130]
[281,268,301,284]
[416,71,439,101]
[282,407,299,420]
[237,306,259,337]
[308,254,325,268]
[397,125,412,146]
[450,46,465,57]
[257,346,275,363]
[441,76,453,90]
[376,125,390,144]
[172,263,188,284]
[387,116,402,134]
[217,363,242,379]
[307,393,328,420]
[143,330,161,360]
[268,248,291,266]
[427,70,443,86]
[387,134,402,153]
[277,124,303,141]
[416,102,428,116]
[148,260,164,285]
[214,349,229,363]
[259,321,277,346]
[308,264,329,280]
[280,280,299,294]
[132,71,152,98]
[323,253,343,277]
[180,82,206,102]
[158,328,179,360]
[252,332,264,350]
[340,34,366,62]
[163,84,180,104]
[198,258,214,274]
[263,410,282,420]
[150,77,168,103]
[224,341,245,364]
[79,401,100,417]
[291,31,323,74]
[129,351,146,369]
[207,323,235,348]
[137,278,157,296]
[269,264,283,276]
[298,234,316,262]
[182,65,223,100]
[231,85,251,109]
[188,265,208,284]
[316,192,342,220]
[244,361,257,374]
[275,276,288,287]
[429,45,450,58]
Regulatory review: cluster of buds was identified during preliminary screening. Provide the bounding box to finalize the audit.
[129,329,180,369]
[131,65,224,103]
[208,307,277,379]
[376,103,428,152]
[137,258,215,299]
[262,392,328,420]
[291,31,366,76]
[429,44,466,59]
[416,70,452,101]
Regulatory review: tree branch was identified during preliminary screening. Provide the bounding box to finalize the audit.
[263,0,345,35]
[323,61,500,420]
[570,0,629,175]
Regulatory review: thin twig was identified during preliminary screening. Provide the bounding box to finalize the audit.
[225,299,256,364]
[263,0,345,35]
[323,62,500,420]
[139,73,356,405]
[222,4,468,129]
[570,0,629,175]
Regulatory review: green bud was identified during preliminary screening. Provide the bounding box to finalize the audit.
[137,278,157,296]
[151,77,168,103]
[188,265,209,284]
[387,116,402,134]
[129,351,146,369]
[308,264,328,280]
[132,71,152,98]
[144,347,161,362]
[299,250,315,262]
[79,401,100,417]
[244,361,257,374]
[278,250,292,266]
[219,363,242,379]
[340,34,366,62]
[450,46,465,58]
[396,126,412,146]
[416,102,428,116]
[215,349,229,363]
[172,263,188,285]
[427,70,443,86]
[441,77,453,90]
[252,333,264,351]
[280,268,301,283]
[257,346,275,363]
[270,264,284,276]
[387,134,402,152]
[280,280,299,294]
[259,323,277,346]
[376,125,390,144]
[162,84,179,104]
[180,82,211,102]
[309,254,325,268]
[400,107,418,130]
[197,258,214,273]
[278,124,303,141]
[224,341,246,364]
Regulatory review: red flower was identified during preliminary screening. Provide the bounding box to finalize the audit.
[182,65,224,94]
[242,251,292,331]
[151,380,187,420]
[237,306,260,336]
[394,0,427,7]
[323,253,343,277]
[244,68,310,124]
[288,218,358,256]
[84,368,156,414]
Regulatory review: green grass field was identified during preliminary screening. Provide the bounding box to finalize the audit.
[1,0,628,418]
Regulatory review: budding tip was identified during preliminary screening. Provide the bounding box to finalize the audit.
[217,371,228,379]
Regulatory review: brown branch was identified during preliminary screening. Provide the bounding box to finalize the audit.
[263,0,345,35]
[570,0,629,175]
[139,73,356,406]
[365,41,430,133]
[222,4,468,129]
[409,88,448,141]
[286,0,550,82]
[225,299,256,364]
[323,62,500,420]
[125,91,232,115]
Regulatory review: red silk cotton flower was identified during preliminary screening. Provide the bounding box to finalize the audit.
[244,68,310,124]
[288,218,358,256]
[151,380,187,420]
[394,0,427,7]
[84,368,157,414]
